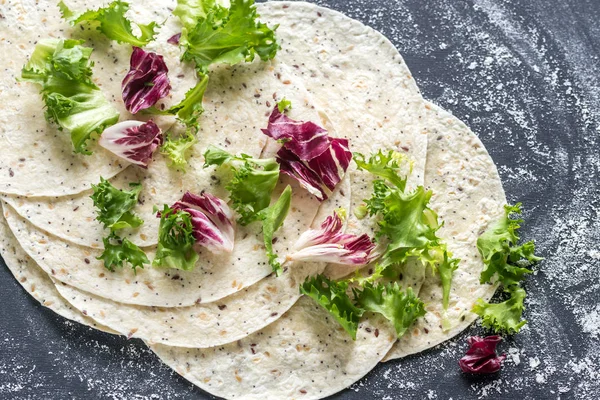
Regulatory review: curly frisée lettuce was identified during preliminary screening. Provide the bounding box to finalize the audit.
[477,204,542,287]
[174,0,279,73]
[356,150,459,310]
[203,146,280,225]
[259,185,292,276]
[160,131,198,170]
[97,234,149,272]
[473,204,541,334]
[20,39,119,154]
[59,1,159,47]
[90,178,144,232]
[300,275,425,340]
[473,286,528,334]
[354,282,425,337]
[151,73,209,131]
[300,275,364,340]
[153,205,199,271]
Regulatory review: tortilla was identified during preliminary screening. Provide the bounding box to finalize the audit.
[383,102,506,361]
[150,296,396,400]
[47,176,351,347]
[1,60,321,249]
[0,205,115,334]
[0,0,135,196]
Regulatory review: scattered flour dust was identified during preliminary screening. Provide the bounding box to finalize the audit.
[1,0,599,399]
[332,0,600,399]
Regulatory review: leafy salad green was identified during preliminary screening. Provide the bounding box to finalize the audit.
[91,178,149,271]
[21,39,119,154]
[473,203,542,334]
[59,0,159,47]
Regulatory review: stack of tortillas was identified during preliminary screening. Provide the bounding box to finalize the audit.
[0,1,506,398]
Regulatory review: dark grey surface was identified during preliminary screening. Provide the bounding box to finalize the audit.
[2,0,600,398]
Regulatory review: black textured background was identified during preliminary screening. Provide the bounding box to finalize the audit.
[2,0,600,399]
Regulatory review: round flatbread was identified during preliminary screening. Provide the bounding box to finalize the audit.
[384,102,506,361]
[150,296,397,400]
[47,176,351,347]
[0,206,115,334]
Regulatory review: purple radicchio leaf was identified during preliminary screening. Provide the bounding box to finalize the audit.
[459,335,507,374]
[99,120,163,168]
[287,211,376,266]
[122,47,171,114]
[171,191,235,254]
[261,107,352,201]
[167,33,181,45]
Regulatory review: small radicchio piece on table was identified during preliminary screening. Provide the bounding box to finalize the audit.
[99,120,163,168]
[171,191,236,254]
[262,107,352,201]
[122,47,171,114]
[287,211,376,266]
[459,335,507,374]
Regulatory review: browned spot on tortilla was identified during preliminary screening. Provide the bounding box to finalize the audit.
[266,286,277,294]
[413,328,419,336]
[19,277,26,283]
[98,273,104,278]
[30,284,36,292]
[133,292,140,298]
[91,243,99,248]
[235,375,242,383]
[199,313,209,321]
[203,377,211,383]
[127,328,138,338]
[231,280,237,288]
[140,233,147,241]
[44,301,53,307]
[264,351,271,357]
[38,239,47,244]
[220,330,227,336]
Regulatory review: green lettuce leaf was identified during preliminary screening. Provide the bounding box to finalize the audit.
[176,0,279,73]
[153,205,199,271]
[173,0,222,32]
[473,285,527,334]
[478,203,543,287]
[276,98,292,113]
[357,150,460,310]
[20,39,119,154]
[300,274,364,340]
[90,178,143,231]
[151,73,209,131]
[97,234,149,272]
[259,185,292,276]
[473,203,541,334]
[59,0,159,47]
[354,282,425,337]
[160,131,198,171]
[354,150,412,192]
[203,146,280,225]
